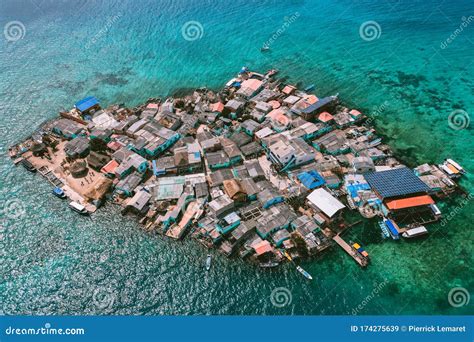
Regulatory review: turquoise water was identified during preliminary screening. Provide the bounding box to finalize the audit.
[0,0,472,315]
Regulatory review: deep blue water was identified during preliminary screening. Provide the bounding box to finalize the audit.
[0,0,472,315]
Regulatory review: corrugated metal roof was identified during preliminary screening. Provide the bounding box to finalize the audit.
[385,195,434,210]
[364,167,430,199]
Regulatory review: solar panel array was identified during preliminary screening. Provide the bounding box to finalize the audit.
[364,167,430,199]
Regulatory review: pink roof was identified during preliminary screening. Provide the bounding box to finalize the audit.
[349,109,362,116]
[267,108,289,125]
[254,240,272,255]
[268,100,281,109]
[210,102,225,113]
[294,95,319,110]
[305,94,319,105]
[146,103,159,109]
[282,85,296,95]
[318,112,334,123]
[101,160,119,174]
[107,141,123,151]
[241,78,263,91]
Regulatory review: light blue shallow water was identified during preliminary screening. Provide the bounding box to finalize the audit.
[0,0,472,315]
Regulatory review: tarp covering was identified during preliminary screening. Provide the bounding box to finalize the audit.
[297,170,325,189]
[75,96,99,112]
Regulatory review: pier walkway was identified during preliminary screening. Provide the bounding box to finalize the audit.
[332,235,368,267]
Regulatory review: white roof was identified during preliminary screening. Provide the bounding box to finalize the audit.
[255,127,274,139]
[307,188,345,218]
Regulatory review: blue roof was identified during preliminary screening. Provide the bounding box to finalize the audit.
[297,170,325,189]
[346,183,371,199]
[75,96,99,112]
[364,167,430,199]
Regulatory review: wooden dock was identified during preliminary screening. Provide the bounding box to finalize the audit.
[332,235,368,267]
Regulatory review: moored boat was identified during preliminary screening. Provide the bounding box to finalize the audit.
[21,159,36,173]
[260,261,279,268]
[402,226,428,238]
[296,266,313,280]
[304,84,315,92]
[206,254,212,271]
[69,201,89,215]
[53,187,67,199]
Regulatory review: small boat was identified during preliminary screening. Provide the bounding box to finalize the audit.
[260,261,279,268]
[261,46,270,52]
[296,266,313,280]
[205,254,212,271]
[69,201,89,215]
[52,187,67,199]
[402,226,428,238]
[304,84,315,92]
[282,250,292,261]
[21,159,36,173]
[446,159,465,174]
[384,218,400,240]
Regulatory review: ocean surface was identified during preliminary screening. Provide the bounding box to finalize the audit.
[0,0,472,315]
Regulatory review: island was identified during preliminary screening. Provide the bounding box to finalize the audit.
[8,67,467,278]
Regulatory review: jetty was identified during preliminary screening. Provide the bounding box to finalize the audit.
[332,235,368,267]
[8,65,467,271]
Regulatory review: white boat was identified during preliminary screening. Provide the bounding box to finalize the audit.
[402,226,428,238]
[430,204,441,216]
[446,159,465,173]
[206,254,212,271]
[69,201,89,215]
[296,266,313,280]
